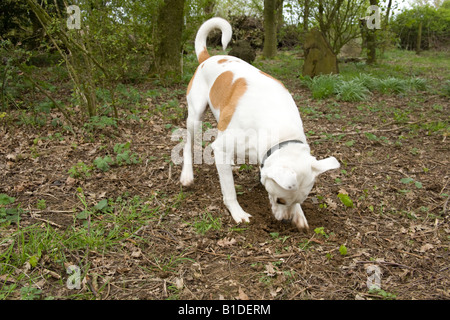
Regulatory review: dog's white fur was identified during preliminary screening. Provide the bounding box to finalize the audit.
[180,18,340,230]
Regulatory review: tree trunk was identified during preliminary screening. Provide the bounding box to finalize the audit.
[384,0,392,27]
[154,0,185,81]
[203,0,216,16]
[276,0,284,31]
[366,30,376,64]
[381,0,392,54]
[416,21,422,54]
[263,0,277,59]
[303,0,310,32]
[366,0,378,64]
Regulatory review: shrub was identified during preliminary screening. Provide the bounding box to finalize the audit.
[303,73,427,100]
[335,79,371,102]
[391,5,450,50]
[306,74,342,99]
[408,77,428,91]
[375,77,409,94]
[355,73,379,91]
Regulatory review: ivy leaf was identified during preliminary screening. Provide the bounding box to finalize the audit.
[77,210,89,220]
[345,140,355,147]
[5,207,22,223]
[0,193,15,205]
[94,199,108,211]
[339,245,348,256]
[365,132,378,141]
[337,193,354,208]
[400,177,414,184]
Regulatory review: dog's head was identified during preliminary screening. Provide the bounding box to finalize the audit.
[260,155,340,229]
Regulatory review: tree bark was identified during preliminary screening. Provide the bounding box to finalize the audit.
[381,0,392,54]
[416,21,422,54]
[263,0,277,58]
[154,0,185,81]
[384,0,392,27]
[303,0,310,32]
[276,0,284,31]
[366,0,378,64]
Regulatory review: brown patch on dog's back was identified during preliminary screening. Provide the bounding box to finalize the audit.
[209,71,247,131]
[218,58,229,64]
[198,46,210,64]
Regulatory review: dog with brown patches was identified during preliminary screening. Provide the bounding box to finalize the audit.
[180,18,340,231]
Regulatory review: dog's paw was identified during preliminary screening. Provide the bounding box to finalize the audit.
[180,169,194,186]
[229,207,252,224]
[292,204,309,231]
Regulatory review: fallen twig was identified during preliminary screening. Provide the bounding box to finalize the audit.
[355,260,413,269]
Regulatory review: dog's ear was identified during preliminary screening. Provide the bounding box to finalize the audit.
[311,156,340,177]
[261,166,298,191]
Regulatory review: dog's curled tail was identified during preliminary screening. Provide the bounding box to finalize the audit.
[195,17,232,64]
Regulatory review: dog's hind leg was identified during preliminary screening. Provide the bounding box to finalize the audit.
[180,94,208,186]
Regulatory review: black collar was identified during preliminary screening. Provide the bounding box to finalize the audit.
[260,139,304,168]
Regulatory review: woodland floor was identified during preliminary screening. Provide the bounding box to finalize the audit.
[0,50,449,300]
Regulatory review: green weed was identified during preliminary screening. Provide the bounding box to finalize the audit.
[0,193,25,224]
[369,288,397,300]
[314,226,329,239]
[191,211,222,235]
[83,115,117,131]
[93,142,140,172]
[113,142,139,166]
[36,199,46,210]
[68,161,92,178]
[152,252,195,274]
[298,239,313,251]
[20,286,43,300]
[93,155,114,172]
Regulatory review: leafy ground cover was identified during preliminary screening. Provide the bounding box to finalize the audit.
[0,49,449,300]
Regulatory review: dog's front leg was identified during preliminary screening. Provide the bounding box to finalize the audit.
[291,203,309,231]
[213,147,251,224]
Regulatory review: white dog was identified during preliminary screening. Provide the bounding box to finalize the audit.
[180,18,340,230]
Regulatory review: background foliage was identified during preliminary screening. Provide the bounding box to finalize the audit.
[391,1,450,50]
[1,0,449,123]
